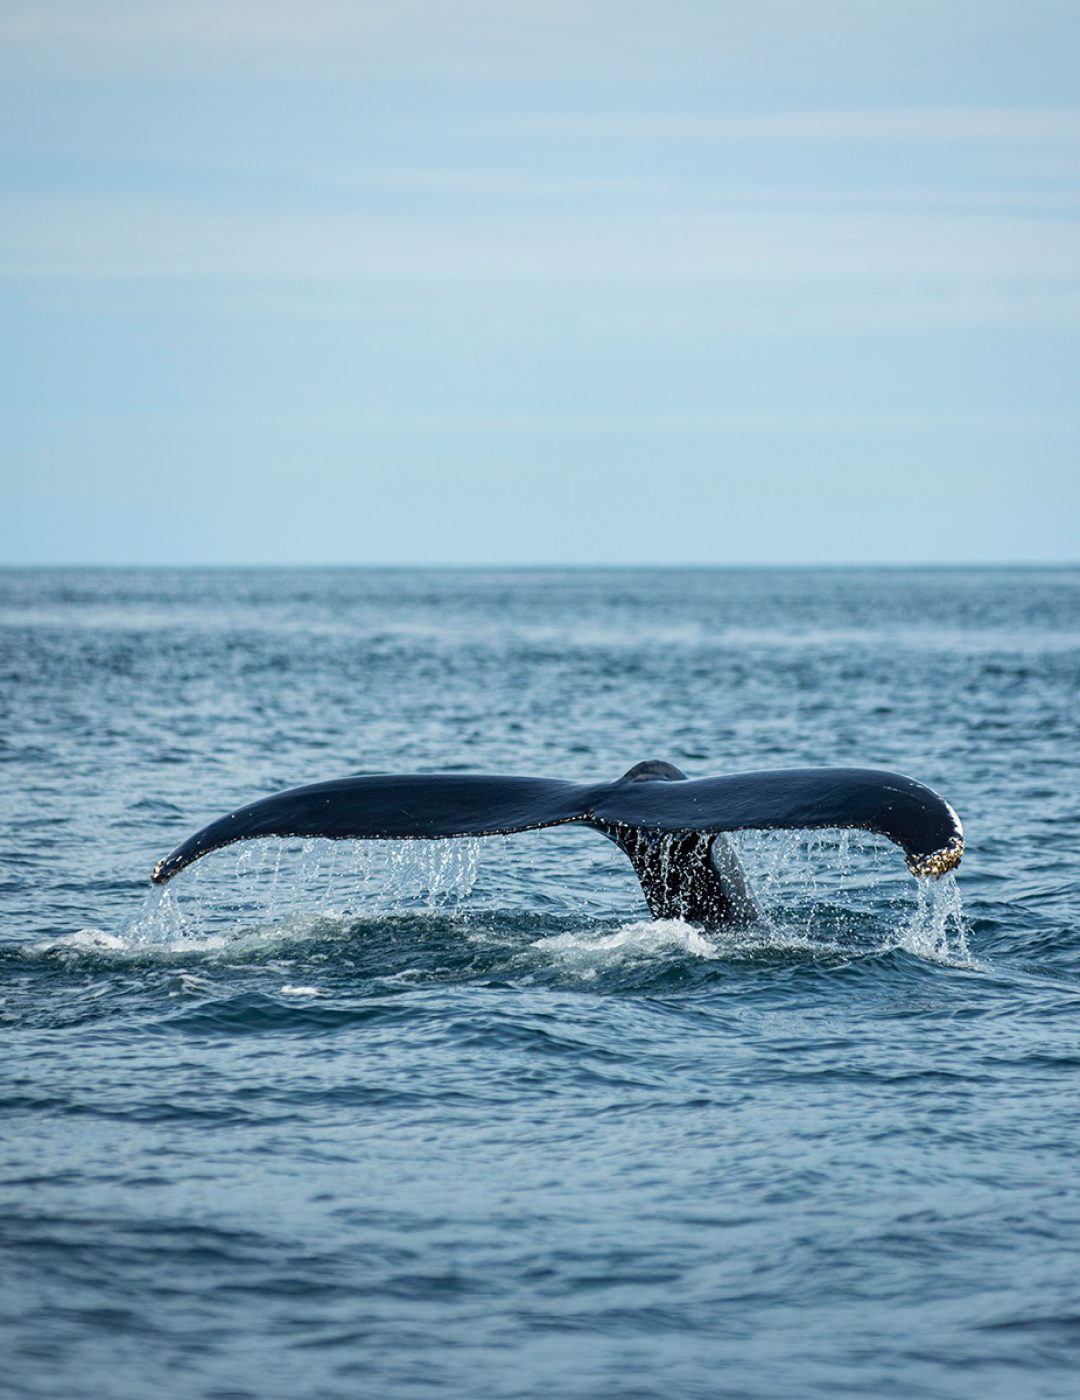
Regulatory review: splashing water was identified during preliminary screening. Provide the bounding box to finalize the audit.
[106,836,484,952]
[895,872,974,967]
[725,828,974,962]
[55,827,980,975]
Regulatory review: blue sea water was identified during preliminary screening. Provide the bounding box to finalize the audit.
[1,566,1078,1400]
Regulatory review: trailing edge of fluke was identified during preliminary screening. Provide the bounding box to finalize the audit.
[150,762,963,928]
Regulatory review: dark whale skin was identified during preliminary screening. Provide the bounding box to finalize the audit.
[151,764,963,927]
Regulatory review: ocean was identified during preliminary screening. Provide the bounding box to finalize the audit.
[2,566,1078,1399]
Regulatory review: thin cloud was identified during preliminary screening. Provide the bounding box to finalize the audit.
[3,194,1077,280]
[534,107,1080,144]
[2,0,1078,89]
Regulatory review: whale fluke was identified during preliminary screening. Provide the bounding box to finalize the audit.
[151,764,963,926]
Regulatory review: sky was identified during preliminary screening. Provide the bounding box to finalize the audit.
[2,0,1079,565]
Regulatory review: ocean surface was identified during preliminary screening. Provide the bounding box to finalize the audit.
[1,566,1078,1400]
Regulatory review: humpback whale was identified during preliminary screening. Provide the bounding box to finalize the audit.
[151,763,963,928]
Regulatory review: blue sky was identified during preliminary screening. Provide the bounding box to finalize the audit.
[2,0,1078,564]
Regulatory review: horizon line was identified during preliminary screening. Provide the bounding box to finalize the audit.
[2,560,1077,572]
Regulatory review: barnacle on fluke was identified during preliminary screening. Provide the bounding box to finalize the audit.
[151,763,963,928]
[907,835,965,879]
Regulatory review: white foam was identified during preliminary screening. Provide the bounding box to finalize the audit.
[34,928,126,954]
[280,984,323,996]
[530,917,719,975]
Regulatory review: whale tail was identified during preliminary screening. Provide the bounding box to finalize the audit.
[590,760,758,923]
[598,824,758,924]
[150,762,963,928]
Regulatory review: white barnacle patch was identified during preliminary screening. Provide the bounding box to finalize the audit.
[907,835,965,879]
